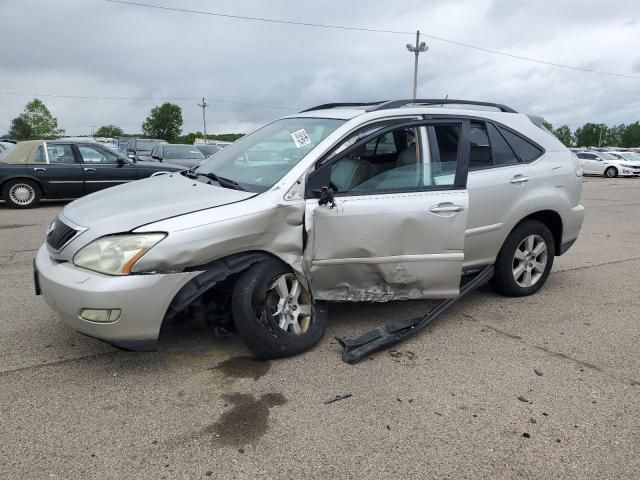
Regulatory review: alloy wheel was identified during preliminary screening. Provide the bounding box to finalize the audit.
[512,234,548,288]
[265,273,312,335]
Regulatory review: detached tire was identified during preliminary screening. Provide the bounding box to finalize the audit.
[232,258,328,359]
[2,179,41,208]
[491,220,555,297]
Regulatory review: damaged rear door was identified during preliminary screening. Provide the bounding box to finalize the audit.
[303,119,470,302]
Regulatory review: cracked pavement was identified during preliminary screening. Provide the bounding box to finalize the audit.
[0,179,639,479]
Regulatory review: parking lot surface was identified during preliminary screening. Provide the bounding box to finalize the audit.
[1,178,639,479]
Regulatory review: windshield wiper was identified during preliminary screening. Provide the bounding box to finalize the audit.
[182,169,245,191]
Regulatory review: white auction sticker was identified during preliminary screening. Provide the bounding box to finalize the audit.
[290,129,312,148]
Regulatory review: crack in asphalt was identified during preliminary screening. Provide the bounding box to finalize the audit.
[555,256,640,274]
[0,351,122,376]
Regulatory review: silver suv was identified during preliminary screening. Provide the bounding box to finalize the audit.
[34,99,585,358]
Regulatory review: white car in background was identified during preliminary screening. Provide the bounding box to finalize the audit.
[607,151,640,167]
[576,150,640,177]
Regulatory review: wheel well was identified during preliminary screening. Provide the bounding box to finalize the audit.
[515,210,563,255]
[1,177,44,196]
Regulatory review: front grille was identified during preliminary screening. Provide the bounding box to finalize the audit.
[46,217,79,251]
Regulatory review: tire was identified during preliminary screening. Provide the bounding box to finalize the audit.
[491,220,555,297]
[605,167,618,178]
[231,258,328,359]
[2,179,41,209]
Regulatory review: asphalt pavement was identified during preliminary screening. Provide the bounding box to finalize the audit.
[0,178,638,479]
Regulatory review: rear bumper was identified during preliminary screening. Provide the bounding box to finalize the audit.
[35,245,200,350]
[558,204,585,252]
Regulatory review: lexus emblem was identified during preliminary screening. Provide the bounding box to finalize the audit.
[47,221,57,236]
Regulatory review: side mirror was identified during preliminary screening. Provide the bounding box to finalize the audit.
[117,157,126,166]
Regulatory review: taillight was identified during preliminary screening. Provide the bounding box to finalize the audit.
[570,151,583,177]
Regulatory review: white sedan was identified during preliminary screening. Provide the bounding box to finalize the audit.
[576,151,640,177]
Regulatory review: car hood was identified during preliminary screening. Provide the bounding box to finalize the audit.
[62,173,256,233]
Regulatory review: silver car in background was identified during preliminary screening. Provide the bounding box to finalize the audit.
[35,99,584,359]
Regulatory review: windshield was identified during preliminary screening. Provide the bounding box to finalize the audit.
[599,152,618,160]
[164,146,206,159]
[137,140,163,151]
[196,145,220,156]
[193,117,345,192]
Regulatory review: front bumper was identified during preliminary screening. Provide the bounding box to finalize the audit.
[34,245,200,350]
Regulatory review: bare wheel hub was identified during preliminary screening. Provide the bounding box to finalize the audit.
[266,273,312,335]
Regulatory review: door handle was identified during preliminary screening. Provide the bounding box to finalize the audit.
[430,203,465,213]
[84,167,96,172]
[33,167,47,172]
[509,175,530,184]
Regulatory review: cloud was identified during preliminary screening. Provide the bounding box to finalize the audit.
[0,0,639,135]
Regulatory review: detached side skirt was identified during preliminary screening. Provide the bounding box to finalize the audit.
[336,265,494,364]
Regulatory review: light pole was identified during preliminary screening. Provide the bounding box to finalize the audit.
[198,97,209,143]
[406,30,429,100]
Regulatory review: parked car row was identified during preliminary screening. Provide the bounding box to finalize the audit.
[0,139,184,208]
[572,149,640,177]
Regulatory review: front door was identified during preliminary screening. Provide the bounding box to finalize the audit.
[303,120,469,302]
[75,144,138,194]
[31,143,84,198]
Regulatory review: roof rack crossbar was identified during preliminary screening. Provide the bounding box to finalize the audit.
[300,101,386,113]
[366,99,517,113]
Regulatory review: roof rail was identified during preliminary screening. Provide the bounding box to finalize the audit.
[300,101,386,113]
[366,99,518,113]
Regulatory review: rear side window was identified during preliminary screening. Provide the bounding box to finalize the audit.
[469,123,491,169]
[498,127,543,163]
[486,123,518,166]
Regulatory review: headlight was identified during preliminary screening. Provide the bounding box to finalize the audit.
[73,233,166,275]
[621,164,637,169]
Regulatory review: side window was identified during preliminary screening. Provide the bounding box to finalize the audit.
[46,144,76,164]
[486,123,519,166]
[330,126,424,193]
[499,127,543,162]
[34,146,47,163]
[577,153,594,160]
[78,145,118,164]
[429,124,460,186]
[468,123,491,169]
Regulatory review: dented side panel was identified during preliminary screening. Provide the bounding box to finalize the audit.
[303,190,469,301]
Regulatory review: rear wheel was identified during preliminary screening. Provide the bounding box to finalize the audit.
[2,179,41,208]
[491,220,555,297]
[605,166,618,178]
[231,258,328,359]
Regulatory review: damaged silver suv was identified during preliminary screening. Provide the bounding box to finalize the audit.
[35,99,584,359]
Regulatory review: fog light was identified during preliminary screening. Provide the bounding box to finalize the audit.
[79,308,121,323]
[623,170,630,174]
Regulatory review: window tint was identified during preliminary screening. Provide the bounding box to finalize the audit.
[78,145,119,164]
[469,123,491,169]
[34,146,46,163]
[577,153,596,160]
[486,123,518,166]
[499,127,543,162]
[46,144,76,164]
[328,124,460,193]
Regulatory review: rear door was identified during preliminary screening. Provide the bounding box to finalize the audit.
[75,144,138,193]
[31,143,84,198]
[303,119,469,302]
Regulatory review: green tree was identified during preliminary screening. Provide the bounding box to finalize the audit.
[94,124,124,138]
[542,120,554,132]
[574,123,608,148]
[620,122,640,148]
[142,103,182,142]
[8,99,64,140]
[553,125,574,147]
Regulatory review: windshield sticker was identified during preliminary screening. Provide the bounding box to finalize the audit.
[291,129,312,148]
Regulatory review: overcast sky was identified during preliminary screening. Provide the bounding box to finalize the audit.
[1,0,639,136]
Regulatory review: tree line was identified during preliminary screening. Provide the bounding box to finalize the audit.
[5,98,640,148]
[2,99,244,144]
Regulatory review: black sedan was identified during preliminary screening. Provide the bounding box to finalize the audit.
[149,144,206,168]
[0,140,184,208]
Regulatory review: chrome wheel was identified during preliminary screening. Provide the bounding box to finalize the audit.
[266,273,312,335]
[512,234,548,288]
[9,183,35,206]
